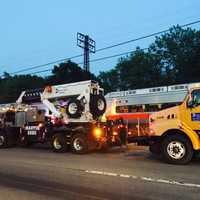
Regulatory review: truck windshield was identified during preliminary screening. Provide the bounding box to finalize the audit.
[191,89,200,106]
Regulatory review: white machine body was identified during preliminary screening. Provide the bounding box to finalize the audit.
[16,80,105,123]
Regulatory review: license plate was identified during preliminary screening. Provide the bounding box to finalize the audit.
[27,131,37,135]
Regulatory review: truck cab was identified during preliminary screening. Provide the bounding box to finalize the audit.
[150,83,200,164]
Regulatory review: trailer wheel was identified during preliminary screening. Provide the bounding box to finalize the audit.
[52,133,68,153]
[0,135,7,148]
[71,133,88,154]
[66,98,84,118]
[90,94,106,118]
[161,134,193,165]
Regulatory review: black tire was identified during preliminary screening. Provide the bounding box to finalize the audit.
[0,134,8,148]
[71,133,88,154]
[66,98,84,118]
[161,134,193,165]
[51,133,68,153]
[149,143,161,155]
[90,94,107,118]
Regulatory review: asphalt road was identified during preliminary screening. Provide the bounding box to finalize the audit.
[0,145,200,200]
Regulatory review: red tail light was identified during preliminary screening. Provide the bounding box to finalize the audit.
[38,123,43,129]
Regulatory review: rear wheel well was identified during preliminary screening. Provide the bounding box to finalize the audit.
[71,126,87,138]
[150,129,193,149]
[70,125,96,139]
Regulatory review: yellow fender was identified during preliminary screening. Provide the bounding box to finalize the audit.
[180,122,200,150]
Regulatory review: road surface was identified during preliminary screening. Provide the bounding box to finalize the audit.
[0,145,200,200]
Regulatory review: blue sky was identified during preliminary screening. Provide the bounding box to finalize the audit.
[0,0,199,76]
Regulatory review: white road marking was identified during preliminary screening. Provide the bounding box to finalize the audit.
[86,170,104,175]
[103,172,118,176]
[141,177,155,182]
[85,170,200,189]
[120,174,131,178]
[85,170,117,176]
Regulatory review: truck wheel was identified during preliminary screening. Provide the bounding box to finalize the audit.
[52,133,68,153]
[0,135,7,148]
[161,134,193,165]
[71,133,88,154]
[66,98,84,118]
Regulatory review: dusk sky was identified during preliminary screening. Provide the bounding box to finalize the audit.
[0,0,199,76]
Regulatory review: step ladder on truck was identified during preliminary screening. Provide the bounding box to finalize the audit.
[0,80,122,153]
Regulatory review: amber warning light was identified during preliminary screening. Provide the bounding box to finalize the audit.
[93,128,102,138]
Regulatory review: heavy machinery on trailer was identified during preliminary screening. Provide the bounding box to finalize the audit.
[0,80,122,153]
[149,83,200,164]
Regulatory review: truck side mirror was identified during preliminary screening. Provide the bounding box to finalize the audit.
[187,100,194,108]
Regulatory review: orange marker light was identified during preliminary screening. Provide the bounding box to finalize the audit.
[94,128,102,138]
[112,131,118,136]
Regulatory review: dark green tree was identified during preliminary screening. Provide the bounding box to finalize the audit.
[98,26,200,92]
[149,25,200,84]
[0,74,45,103]
[116,48,162,90]
[98,69,119,93]
[98,47,163,92]
[46,60,97,85]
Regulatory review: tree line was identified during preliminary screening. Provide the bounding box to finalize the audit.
[98,25,200,91]
[0,25,200,103]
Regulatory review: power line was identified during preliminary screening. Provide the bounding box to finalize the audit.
[9,54,83,75]
[95,19,200,52]
[31,69,52,75]
[3,19,200,76]
[88,48,148,63]
[30,47,149,75]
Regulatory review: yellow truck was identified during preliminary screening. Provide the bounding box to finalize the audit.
[149,83,200,164]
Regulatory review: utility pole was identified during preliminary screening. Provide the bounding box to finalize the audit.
[77,33,96,72]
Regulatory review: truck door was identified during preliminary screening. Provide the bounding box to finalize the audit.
[181,89,200,131]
